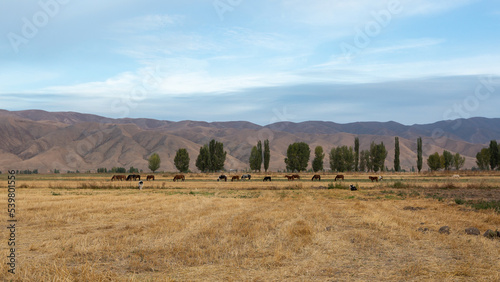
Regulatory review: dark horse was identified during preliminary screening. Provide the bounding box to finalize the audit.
[311,174,321,181]
[334,174,344,181]
[126,174,140,181]
[173,174,185,182]
[263,176,272,181]
[217,175,227,182]
[292,174,300,180]
[369,176,379,182]
[285,175,294,181]
[241,174,251,180]
[231,175,240,182]
[146,175,155,181]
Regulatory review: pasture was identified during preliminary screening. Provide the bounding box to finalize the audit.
[1,172,499,281]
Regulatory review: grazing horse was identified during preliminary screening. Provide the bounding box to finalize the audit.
[292,174,300,180]
[312,174,321,181]
[217,175,227,182]
[369,176,379,182]
[334,174,344,181]
[350,184,357,191]
[263,176,272,181]
[285,175,294,181]
[311,174,321,181]
[146,175,155,181]
[111,175,126,181]
[126,174,140,181]
[231,175,240,182]
[173,174,185,182]
[241,174,251,180]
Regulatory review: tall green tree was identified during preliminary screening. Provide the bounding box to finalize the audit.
[370,141,387,172]
[427,152,442,171]
[174,148,190,173]
[441,150,453,171]
[148,153,161,173]
[208,139,226,172]
[453,152,465,171]
[329,146,355,172]
[359,150,367,172]
[394,136,400,172]
[196,139,227,172]
[257,140,263,171]
[476,148,490,170]
[489,140,499,170]
[263,139,270,172]
[417,137,423,173]
[249,146,261,172]
[354,137,360,172]
[195,145,210,172]
[284,142,310,172]
[312,146,325,172]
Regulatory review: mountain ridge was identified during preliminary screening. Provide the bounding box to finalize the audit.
[0,109,496,173]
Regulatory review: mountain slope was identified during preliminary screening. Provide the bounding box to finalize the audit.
[0,109,495,173]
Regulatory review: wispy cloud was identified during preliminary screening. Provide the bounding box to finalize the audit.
[363,38,446,55]
[110,14,184,33]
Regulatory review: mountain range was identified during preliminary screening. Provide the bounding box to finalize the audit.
[0,109,497,173]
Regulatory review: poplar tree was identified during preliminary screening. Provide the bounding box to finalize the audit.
[312,146,325,172]
[263,139,270,172]
[354,137,360,172]
[394,137,400,172]
[417,137,423,172]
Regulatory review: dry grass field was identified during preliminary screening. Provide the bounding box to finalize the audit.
[1,172,499,281]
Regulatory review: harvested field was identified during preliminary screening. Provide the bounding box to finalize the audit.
[1,172,499,280]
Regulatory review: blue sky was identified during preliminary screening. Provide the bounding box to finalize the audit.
[1,0,500,125]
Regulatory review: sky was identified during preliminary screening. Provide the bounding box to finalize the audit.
[1,0,500,125]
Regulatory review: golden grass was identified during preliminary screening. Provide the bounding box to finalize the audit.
[1,173,499,280]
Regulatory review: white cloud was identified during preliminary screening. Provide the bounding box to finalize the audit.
[279,0,476,26]
[363,38,445,55]
[110,14,184,33]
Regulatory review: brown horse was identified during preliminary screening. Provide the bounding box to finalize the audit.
[334,174,344,181]
[231,175,240,181]
[146,175,155,181]
[292,174,301,180]
[111,175,126,181]
[311,174,321,181]
[285,175,294,181]
[369,176,379,182]
[173,174,185,182]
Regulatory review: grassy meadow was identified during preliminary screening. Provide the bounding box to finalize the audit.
[1,172,499,281]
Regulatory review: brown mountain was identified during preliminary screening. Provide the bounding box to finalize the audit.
[0,109,494,173]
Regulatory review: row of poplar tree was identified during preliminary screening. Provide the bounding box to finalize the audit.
[168,137,397,173]
[283,138,390,173]
[164,137,498,173]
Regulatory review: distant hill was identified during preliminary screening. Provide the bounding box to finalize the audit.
[0,109,496,173]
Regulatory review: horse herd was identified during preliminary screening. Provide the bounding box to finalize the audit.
[111,173,384,182]
[110,174,154,181]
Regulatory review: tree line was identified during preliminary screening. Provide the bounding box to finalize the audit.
[140,136,500,173]
[475,140,500,170]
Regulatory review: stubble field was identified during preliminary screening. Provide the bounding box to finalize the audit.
[1,172,499,281]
